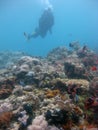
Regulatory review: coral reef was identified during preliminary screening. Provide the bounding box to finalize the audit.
[0,51,26,69]
[47,46,68,62]
[0,77,15,90]
[64,62,86,79]
[0,44,98,130]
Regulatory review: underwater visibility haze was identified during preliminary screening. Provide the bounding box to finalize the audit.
[0,0,98,56]
[1,0,98,130]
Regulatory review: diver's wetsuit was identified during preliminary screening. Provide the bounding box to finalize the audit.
[32,8,54,38]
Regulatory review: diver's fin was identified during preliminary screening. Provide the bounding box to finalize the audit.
[24,32,30,40]
[24,32,28,39]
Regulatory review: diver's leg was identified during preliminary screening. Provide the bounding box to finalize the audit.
[30,32,39,38]
[24,31,39,40]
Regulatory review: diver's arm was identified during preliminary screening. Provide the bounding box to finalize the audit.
[30,32,39,38]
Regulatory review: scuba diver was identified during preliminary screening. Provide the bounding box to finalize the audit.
[24,7,54,39]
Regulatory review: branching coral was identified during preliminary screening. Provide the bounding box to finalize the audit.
[28,115,48,130]
[28,114,61,130]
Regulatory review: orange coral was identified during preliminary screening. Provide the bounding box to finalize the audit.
[0,112,13,128]
[45,89,60,98]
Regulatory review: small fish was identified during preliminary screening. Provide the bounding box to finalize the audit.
[91,66,97,71]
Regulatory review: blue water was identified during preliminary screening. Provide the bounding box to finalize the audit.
[0,0,98,56]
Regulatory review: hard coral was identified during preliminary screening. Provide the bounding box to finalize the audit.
[0,88,12,99]
[45,109,69,126]
[0,77,15,90]
[0,102,13,113]
[0,112,13,128]
[28,115,48,130]
[45,89,60,98]
[64,62,86,79]
[89,77,98,97]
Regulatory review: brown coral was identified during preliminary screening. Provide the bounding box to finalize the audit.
[0,88,12,99]
[0,112,13,128]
